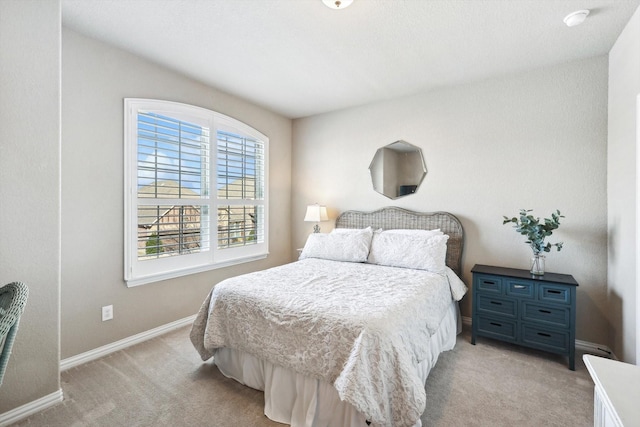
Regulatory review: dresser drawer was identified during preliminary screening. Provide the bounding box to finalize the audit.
[477,316,517,342]
[476,275,502,293]
[477,294,516,318]
[522,302,570,328]
[522,324,570,353]
[505,279,535,299]
[539,284,571,305]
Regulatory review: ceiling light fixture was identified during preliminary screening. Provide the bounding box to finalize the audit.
[322,0,353,10]
[563,9,590,27]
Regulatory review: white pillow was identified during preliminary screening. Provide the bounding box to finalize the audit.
[380,228,442,236]
[368,232,449,273]
[299,228,373,263]
[331,226,374,234]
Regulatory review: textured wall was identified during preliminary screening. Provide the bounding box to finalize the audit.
[61,29,292,359]
[0,0,61,412]
[608,5,640,364]
[292,57,610,347]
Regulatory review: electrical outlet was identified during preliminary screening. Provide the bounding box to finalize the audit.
[102,305,113,321]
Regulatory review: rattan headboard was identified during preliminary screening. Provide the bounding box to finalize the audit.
[335,207,464,277]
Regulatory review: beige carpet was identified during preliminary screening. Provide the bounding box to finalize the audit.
[13,326,594,426]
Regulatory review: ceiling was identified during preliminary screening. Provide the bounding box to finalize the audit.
[61,0,640,119]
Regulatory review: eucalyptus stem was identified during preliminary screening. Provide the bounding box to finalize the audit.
[503,209,564,254]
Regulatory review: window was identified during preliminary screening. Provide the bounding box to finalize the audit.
[124,99,268,286]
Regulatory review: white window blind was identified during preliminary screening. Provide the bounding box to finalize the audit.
[137,111,211,260]
[216,130,265,251]
[124,99,269,286]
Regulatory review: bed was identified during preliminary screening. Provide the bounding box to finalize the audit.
[190,207,466,427]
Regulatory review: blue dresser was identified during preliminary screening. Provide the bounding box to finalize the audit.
[471,264,578,370]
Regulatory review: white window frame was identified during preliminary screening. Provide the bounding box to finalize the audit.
[124,99,269,287]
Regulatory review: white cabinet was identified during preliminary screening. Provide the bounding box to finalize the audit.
[584,355,640,427]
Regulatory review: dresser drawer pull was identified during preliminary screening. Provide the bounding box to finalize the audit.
[513,285,527,289]
[548,290,562,294]
[490,322,502,327]
[490,301,502,305]
[538,309,552,314]
[537,332,551,337]
[484,280,496,285]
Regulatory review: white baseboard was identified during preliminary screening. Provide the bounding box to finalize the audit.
[575,339,617,360]
[60,314,196,371]
[0,389,63,427]
[461,315,617,359]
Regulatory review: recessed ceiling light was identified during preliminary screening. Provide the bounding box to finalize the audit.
[322,0,353,10]
[563,9,590,27]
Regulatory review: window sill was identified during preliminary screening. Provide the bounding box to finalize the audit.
[125,253,268,287]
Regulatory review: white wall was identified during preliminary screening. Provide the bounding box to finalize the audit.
[292,57,610,347]
[61,29,292,358]
[609,5,640,364]
[0,0,61,412]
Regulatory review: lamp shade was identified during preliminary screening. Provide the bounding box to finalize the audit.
[304,204,329,222]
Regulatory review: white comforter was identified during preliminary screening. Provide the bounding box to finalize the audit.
[190,258,467,427]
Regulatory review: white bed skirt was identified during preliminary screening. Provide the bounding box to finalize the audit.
[213,301,460,427]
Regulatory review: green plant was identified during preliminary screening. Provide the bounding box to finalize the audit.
[146,233,163,255]
[503,209,564,255]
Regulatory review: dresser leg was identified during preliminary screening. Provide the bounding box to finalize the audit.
[569,344,575,370]
[569,355,575,371]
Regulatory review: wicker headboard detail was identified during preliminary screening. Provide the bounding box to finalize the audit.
[335,207,464,277]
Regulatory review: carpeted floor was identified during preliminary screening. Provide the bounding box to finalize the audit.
[13,325,594,426]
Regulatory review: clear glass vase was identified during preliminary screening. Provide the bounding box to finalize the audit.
[530,253,545,276]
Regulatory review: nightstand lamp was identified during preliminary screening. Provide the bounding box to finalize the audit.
[304,204,329,233]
